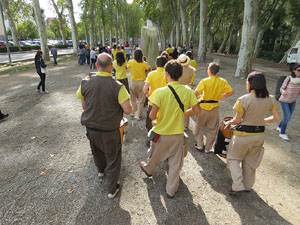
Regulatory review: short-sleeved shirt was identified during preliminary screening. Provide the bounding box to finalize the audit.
[189,59,197,84]
[76,72,129,104]
[113,60,127,80]
[111,49,118,59]
[166,47,173,55]
[149,81,198,135]
[145,67,167,96]
[196,75,233,111]
[127,59,149,81]
[233,91,277,136]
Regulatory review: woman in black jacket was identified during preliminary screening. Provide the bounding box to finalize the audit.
[35,50,48,93]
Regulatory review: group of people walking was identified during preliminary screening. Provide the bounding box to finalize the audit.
[76,46,300,200]
[29,43,299,199]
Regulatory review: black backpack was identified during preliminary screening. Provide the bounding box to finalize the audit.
[275,76,290,101]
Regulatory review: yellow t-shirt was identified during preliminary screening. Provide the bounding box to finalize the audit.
[76,71,130,104]
[189,59,197,84]
[149,81,198,135]
[166,47,173,55]
[111,49,118,60]
[121,49,126,59]
[196,75,233,111]
[145,67,167,96]
[113,60,127,80]
[232,91,277,136]
[127,59,149,81]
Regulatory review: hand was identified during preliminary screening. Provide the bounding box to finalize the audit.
[281,90,287,96]
[224,120,232,128]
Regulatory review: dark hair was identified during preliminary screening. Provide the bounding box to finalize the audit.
[208,62,219,74]
[161,51,169,59]
[168,44,171,48]
[185,51,193,59]
[165,60,182,81]
[36,50,43,56]
[291,64,300,78]
[247,71,269,98]
[116,51,125,66]
[134,49,143,63]
[113,44,116,49]
[156,56,167,68]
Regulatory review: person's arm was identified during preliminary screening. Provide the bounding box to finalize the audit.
[221,90,234,98]
[149,104,159,120]
[265,108,280,123]
[81,99,86,110]
[184,103,201,116]
[120,99,133,115]
[143,82,150,96]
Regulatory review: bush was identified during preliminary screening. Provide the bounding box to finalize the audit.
[257,50,284,63]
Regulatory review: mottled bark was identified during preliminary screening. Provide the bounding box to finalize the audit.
[197,0,207,62]
[66,0,78,54]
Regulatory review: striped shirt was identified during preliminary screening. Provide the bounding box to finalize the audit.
[279,76,300,103]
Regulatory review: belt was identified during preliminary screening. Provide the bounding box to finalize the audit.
[199,100,218,103]
[235,125,265,133]
[86,126,119,132]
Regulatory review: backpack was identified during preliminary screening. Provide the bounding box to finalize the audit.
[275,76,290,101]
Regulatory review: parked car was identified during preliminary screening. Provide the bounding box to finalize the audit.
[0,41,6,46]
[287,40,300,66]
[8,41,14,46]
[66,40,73,46]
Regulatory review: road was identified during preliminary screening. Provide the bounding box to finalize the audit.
[0,48,74,64]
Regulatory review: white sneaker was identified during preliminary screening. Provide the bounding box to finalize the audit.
[279,134,290,141]
[276,127,281,133]
[36,89,40,93]
[41,90,49,94]
[107,184,120,199]
[98,172,104,178]
[204,149,211,153]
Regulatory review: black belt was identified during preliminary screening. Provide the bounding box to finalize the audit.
[86,126,119,132]
[235,125,265,133]
[199,100,218,103]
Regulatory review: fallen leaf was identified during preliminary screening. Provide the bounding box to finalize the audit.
[31,137,36,140]
[67,189,74,194]
[40,171,46,175]
[50,154,55,157]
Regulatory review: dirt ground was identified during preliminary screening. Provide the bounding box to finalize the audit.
[0,54,299,225]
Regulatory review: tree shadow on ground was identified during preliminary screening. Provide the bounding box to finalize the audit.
[143,165,209,225]
[75,158,131,225]
[189,147,292,225]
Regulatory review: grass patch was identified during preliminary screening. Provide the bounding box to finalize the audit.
[0,55,77,76]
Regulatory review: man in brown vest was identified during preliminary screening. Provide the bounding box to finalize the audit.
[77,53,132,199]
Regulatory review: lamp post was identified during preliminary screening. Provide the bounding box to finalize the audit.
[0,1,11,65]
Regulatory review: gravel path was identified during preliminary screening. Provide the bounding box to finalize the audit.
[0,55,299,225]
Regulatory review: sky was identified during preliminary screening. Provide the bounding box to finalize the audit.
[41,0,82,23]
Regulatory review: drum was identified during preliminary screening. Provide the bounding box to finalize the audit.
[120,117,128,144]
[220,117,233,139]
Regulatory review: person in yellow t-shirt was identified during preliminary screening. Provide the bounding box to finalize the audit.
[127,49,150,120]
[194,62,234,153]
[111,45,118,60]
[140,60,201,198]
[121,46,126,59]
[224,72,280,194]
[186,51,197,85]
[143,55,168,133]
[166,44,173,59]
[113,51,129,92]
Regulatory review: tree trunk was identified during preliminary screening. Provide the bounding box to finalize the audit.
[179,0,187,47]
[100,0,106,45]
[225,28,233,54]
[217,30,230,54]
[51,0,66,45]
[32,0,49,61]
[176,22,180,47]
[253,29,264,58]
[109,0,113,45]
[190,0,198,48]
[66,0,78,54]
[208,32,214,53]
[235,0,259,78]
[197,0,207,62]
[0,0,21,50]
[84,23,89,44]
[89,0,95,48]
[279,26,300,64]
